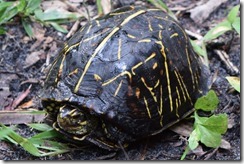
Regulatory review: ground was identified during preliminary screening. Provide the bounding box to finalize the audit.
[0,0,240,160]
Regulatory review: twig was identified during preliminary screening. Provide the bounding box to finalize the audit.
[0,110,46,125]
[185,29,203,40]
[96,152,116,160]
[214,50,239,74]
[118,141,130,160]
[66,20,80,39]
[140,140,148,160]
[4,85,32,110]
[204,147,219,160]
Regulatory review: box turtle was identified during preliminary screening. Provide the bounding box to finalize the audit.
[41,6,209,150]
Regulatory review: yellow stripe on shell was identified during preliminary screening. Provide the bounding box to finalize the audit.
[114,80,123,97]
[74,10,146,93]
[94,74,102,81]
[143,96,151,118]
[127,34,136,39]
[158,30,162,40]
[102,71,132,86]
[118,39,122,60]
[131,62,143,75]
[155,40,173,112]
[138,39,151,43]
[185,47,195,90]
[141,77,157,103]
[159,85,163,115]
[174,70,186,102]
[170,33,179,38]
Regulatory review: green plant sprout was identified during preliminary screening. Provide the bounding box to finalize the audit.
[181,90,228,160]
[0,0,83,37]
[190,5,240,92]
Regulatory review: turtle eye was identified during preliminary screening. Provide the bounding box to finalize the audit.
[56,105,98,136]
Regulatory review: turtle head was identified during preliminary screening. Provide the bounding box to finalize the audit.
[54,105,98,138]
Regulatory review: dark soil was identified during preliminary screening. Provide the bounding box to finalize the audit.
[0,0,240,160]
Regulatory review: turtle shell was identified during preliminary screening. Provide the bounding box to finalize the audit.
[41,6,209,150]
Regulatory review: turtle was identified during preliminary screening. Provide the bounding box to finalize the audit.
[41,6,209,150]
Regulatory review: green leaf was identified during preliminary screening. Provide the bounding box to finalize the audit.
[96,0,103,15]
[190,39,207,57]
[49,22,68,33]
[0,4,18,24]
[202,114,228,134]
[227,5,240,23]
[0,124,71,157]
[188,128,200,150]
[16,0,27,12]
[27,123,53,132]
[191,112,228,149]
[35,8,81,22]
[194,112,228,148]
[147,0,177,21]
[21,18,34,37]
[203,20,232,42]
[194,90,219,111]
[198,125,221,148]
[19,138,42,156]
[180,146,190,160]
[0,124,41,156]
[232,17,240,34]
[25,0,41,15]
[0,26,6,34]
[0,1,13,12]
[226,76,240,92]
[31,130,61,139]
[29,138,69,151]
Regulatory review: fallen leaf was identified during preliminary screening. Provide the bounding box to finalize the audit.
[24,50,44,68]
[189,0,228,24]
[101,0,112,15]
[192,145,206,156]
[226,76,240,92]
[18,99,34,109]
[4,85,32,110]
[0,110,45,125]
[41,0,69,11]
[227,114,236,129]
[169,121,193,137]
[220,139,231,150]
[0,74,18,110]
[32,22,46,41]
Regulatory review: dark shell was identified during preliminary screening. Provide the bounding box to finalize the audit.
[41,6,209,150]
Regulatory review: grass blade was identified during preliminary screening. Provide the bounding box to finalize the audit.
[21,18,34,37]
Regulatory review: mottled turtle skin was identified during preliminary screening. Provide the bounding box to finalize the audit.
[41,6,209,150]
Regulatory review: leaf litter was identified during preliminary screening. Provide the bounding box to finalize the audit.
[0,0,240,160]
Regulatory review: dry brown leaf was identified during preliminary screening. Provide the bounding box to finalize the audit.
[20,78,39,86]
[101,0,112,15]
[43,36,53,44]
[69,0,84,3]
[228,114,236,129]
[24,50,44,68]
[32,22,46,41]
[192,145,206,156]
[18,99,34,109]
[41,0,69,11]
[214,50,239,74]
[12,85,32,109]
[220,139,231,150]
[189,0,228,24]
[22,36,31,44]
[0,74,18,110]
[169,121,193,137]
[66,20,80,39]
[0,110,45,125]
